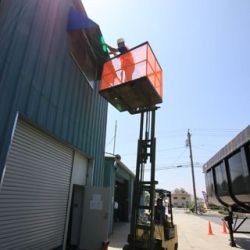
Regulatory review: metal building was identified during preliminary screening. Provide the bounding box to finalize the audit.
[171,192,191,208]
[0,0,109,249]
[104,155,135,234]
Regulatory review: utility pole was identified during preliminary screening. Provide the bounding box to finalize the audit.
[113,120,117,155]
[187,129,198,214]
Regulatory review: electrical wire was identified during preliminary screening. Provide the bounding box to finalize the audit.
[131,163,203,172]
[170,148,188,166]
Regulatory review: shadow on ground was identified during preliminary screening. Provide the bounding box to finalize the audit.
[108,222,129,249]
[235,237,250,250]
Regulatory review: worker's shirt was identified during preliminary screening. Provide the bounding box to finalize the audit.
[118,46,128,54]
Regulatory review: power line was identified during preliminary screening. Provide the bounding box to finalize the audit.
[192,128,241,132]
[121,146,186,156]
[112,128,240,143]
[157,146,186,152]
[170,148,188,166]
[132,163,203,172]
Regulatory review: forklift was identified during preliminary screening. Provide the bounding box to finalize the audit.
[123,108,178,250]
[126,187,178,250]
[99,41,176,249]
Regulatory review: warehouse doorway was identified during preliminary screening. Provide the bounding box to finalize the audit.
[67,185,85,250]
[114,180,129,222]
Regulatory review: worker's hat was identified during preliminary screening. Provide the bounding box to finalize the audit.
[117,38,125,45]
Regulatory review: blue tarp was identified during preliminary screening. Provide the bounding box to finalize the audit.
[67,7,97,31]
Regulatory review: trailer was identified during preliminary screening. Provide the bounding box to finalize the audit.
[204,125,250,247]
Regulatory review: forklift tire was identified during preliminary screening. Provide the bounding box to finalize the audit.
[155,240,164,250]
[174,243,178,250]
[123,244,130,250]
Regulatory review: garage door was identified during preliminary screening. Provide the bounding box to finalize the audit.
[0,120,73,249]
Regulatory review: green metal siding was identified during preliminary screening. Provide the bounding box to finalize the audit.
[0,0,107,186]
[104,159,116,187]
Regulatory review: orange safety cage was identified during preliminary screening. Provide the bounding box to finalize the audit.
[99,42,163,114]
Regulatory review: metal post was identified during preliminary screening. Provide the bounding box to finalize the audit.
[129,112,144,249]
[149,110,156,250]
[187,129,198,214]
[225,209,236,247]
[113,120,117,155]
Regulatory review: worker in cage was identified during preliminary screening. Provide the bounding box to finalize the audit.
[105,38,135,82]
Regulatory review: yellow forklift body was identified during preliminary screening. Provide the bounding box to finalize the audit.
[136,224,178,250]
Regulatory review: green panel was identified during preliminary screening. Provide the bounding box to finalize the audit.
[104,159,115,187]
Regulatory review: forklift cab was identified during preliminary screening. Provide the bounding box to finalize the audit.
[133,189,178,250]
[154,189,178,250]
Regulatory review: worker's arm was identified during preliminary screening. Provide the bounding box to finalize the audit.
[105,43,118,56]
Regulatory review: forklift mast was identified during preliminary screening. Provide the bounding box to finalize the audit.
[99,42,163,250]
[128,107,158,250]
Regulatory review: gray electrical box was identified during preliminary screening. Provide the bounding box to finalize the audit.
[79,187,111,250]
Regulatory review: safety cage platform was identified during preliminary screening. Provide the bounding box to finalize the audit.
[99,42,163,114]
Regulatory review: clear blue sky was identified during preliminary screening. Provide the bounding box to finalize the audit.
[83,0,250,198]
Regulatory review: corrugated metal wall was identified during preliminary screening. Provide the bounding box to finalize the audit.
[0,0,108,186]
[0,120,73,249]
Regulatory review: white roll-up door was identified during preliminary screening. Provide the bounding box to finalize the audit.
[0,120,73,250]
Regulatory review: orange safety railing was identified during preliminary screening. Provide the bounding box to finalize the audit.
[100,42,163,99]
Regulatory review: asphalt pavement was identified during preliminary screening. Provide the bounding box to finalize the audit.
[174,208,250,250]
[108,208,250,250]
